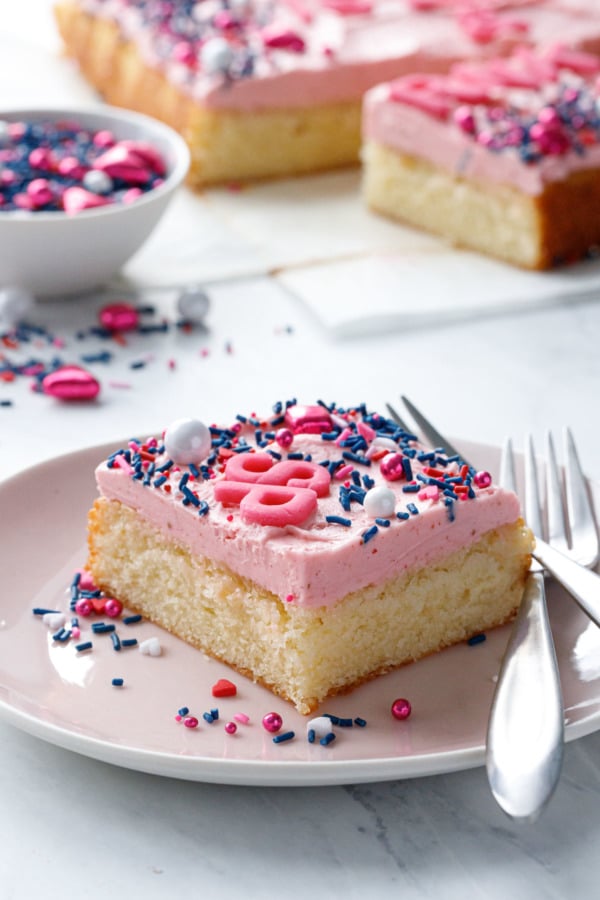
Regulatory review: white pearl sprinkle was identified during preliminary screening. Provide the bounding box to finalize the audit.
[83,169,114,195]
[43,612,66,630]
[176,287,210,323]
[306,716,334,739]
[363,485,396,518]
[164,418,212,465]
[139,637,162,657]
[200,38,234,75]
[0,286,34,323]
[372,437,399,451]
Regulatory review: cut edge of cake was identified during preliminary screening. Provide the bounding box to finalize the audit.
[88,496,532,715]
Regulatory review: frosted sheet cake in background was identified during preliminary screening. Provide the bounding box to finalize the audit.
[362,45,600,269]
[87,400,533,714]
[55,0,600,186]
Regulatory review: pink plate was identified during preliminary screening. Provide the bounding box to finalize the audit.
[1,439,600,786]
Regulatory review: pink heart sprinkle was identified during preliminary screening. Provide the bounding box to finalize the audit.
[42,365,101,401]
[62,187,112,214]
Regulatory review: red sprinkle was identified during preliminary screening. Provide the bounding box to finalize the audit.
[212,678,237,698]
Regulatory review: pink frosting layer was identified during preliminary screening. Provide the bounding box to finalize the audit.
[363,45,600,194]
[95,404,522,609]
[83,0,600,111]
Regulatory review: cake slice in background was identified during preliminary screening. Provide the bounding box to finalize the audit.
[55,0,600,186]
[362,45,600,269]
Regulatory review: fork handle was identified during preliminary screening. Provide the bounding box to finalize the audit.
[486,571,564,822]
[534,539,600,629]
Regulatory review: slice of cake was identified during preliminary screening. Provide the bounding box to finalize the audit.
[362,44,600,268]
[55,0,600,186]
[87,400,533,714]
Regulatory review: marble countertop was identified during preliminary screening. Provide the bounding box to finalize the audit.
[3,4,600,898]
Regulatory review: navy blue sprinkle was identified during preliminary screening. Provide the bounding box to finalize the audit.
[361,525,379,544]
[326,515,352,527]
[468,633,487,646]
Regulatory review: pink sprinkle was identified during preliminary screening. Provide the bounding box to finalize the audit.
[224,721,237,735]
[128,440,141,452]
[474,470,492,488]
[71,626,81,639]
[52,337,66,349]
[261,27,306,52]
[335,428,352,446]
[234,712,250,724]
[168,358,176,370]
[77,569,97,591]
[285,594,295,603]
[200,348,210,358]
[113,455,134,475]
[357,421,376,442]
[22,364,45,376]
[418,485,440,502]
[454,105,476,134]
[334,464,354,480]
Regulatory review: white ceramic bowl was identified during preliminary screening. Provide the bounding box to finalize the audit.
[0,105,190,297]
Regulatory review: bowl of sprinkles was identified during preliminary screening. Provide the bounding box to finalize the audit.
[0,105,190,296]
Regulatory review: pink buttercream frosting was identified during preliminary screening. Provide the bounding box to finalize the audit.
[363,44,600,194]
[94,402,523,608]
[80,0,600,111]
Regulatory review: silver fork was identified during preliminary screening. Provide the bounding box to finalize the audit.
[389,397,600,819]
[485,433,596,822]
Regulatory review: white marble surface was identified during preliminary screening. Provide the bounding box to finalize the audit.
[3,4,600,898]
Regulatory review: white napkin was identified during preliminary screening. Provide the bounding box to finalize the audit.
[275,250,600,337]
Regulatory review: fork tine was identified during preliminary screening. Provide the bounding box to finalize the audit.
[525,435,545,540]
[385,402,411,432]
[400,396,473,466]
[563,428,600,568]
[546,432,569,556]
[499,437,517,494]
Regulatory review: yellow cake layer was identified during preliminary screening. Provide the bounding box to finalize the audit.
[88,497,532,714]
[362,140,600,270]
[55,2,362,186]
